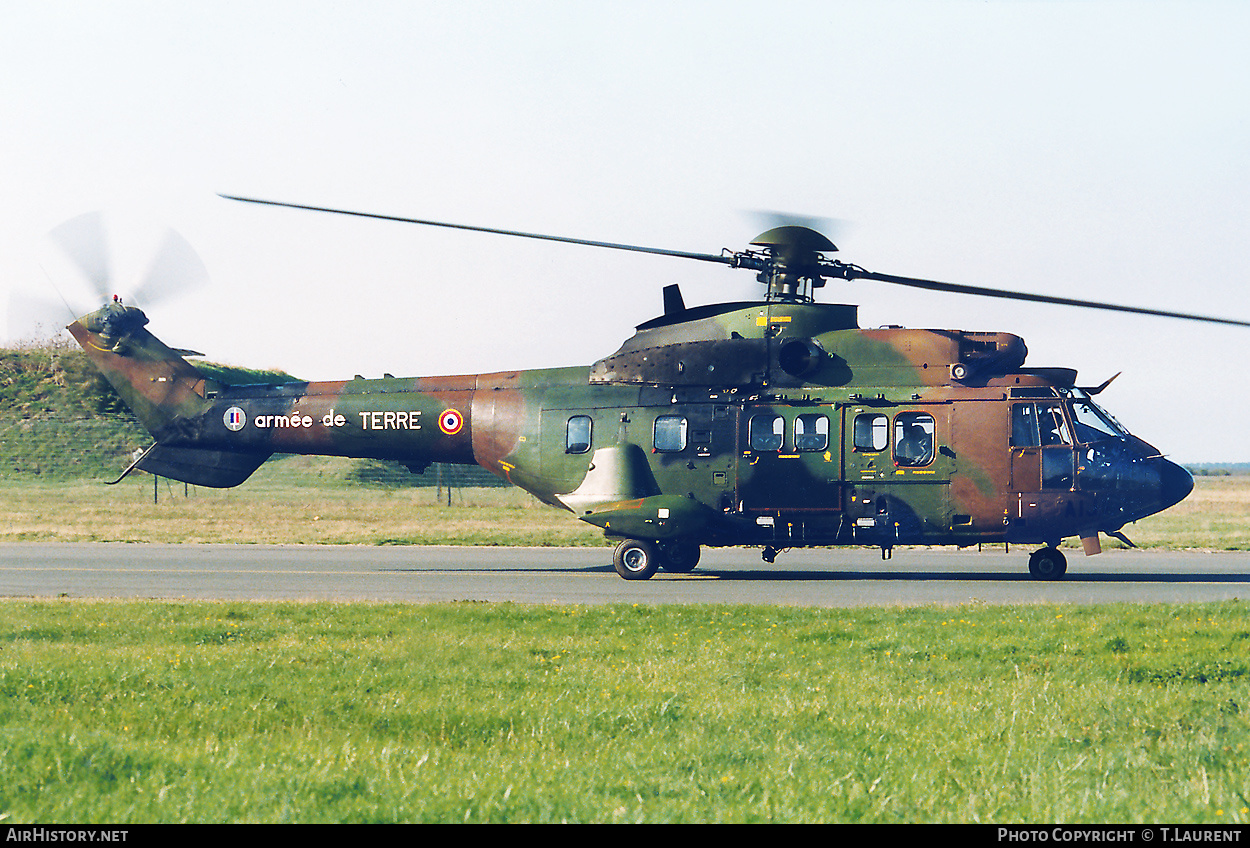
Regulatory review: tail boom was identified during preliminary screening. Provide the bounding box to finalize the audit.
[69,304,529,488]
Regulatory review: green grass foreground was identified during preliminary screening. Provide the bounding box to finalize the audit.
[2,599,1247,823]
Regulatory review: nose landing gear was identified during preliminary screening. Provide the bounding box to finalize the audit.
[1028,546,1067,580]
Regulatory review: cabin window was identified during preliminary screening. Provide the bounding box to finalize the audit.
[893,412,935,467]
[653,415,688,452]
[566,415,592,454]
[1012,403,1072,447]
[853,413,888,452]
[795,414,829,452]
[749,414,784,451]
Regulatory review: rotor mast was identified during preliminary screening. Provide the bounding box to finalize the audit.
[742,225,838,303]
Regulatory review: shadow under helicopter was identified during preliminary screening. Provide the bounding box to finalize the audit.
[662,568,1250,584]
[381,563,1250,584]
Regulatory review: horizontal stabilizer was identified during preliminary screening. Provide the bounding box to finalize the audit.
[136,445,272,488]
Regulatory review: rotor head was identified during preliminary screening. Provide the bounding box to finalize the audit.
[747,225,838,302]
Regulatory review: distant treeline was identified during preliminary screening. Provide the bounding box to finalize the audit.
[1185,464,1250,476]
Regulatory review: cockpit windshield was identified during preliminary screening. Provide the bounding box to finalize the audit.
[1065,389,1130,443]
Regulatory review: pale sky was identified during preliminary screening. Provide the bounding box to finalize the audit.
[2,1,1248,463]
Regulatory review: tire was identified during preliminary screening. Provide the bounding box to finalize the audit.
[613,538,661,580]
[658,540,701,573]
[1028,547,1067,580]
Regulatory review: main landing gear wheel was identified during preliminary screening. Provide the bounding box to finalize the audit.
[613,538,661,580]
[1028,546,1067,580]
[658,540,701,573]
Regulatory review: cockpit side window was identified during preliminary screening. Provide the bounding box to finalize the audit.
[1038,404,1071,446]
[1012,403,1071,447]
[1012,404,1039,447]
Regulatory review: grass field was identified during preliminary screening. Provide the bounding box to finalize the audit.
[1,599,1247,823]
[1,456,1248,549]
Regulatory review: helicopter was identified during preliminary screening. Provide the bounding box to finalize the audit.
[63,195,1248,581]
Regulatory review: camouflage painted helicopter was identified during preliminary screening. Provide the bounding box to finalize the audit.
[66,195,1246,580]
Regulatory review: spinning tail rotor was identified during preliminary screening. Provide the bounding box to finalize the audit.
[6,212,210,342]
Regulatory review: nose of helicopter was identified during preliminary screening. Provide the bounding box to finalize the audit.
[1085,444,1193,530]
[1157,458,1194,512]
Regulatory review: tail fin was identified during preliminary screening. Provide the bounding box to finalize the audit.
[68,302,270,487]
[67,302,214,439]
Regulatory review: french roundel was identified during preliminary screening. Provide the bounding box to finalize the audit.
[438,409,464,435]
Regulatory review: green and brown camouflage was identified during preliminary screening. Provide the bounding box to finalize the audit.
[68,281,1193,580]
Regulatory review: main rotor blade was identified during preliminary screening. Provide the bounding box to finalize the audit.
[219,194,733,266]
[848,269,1250,328]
